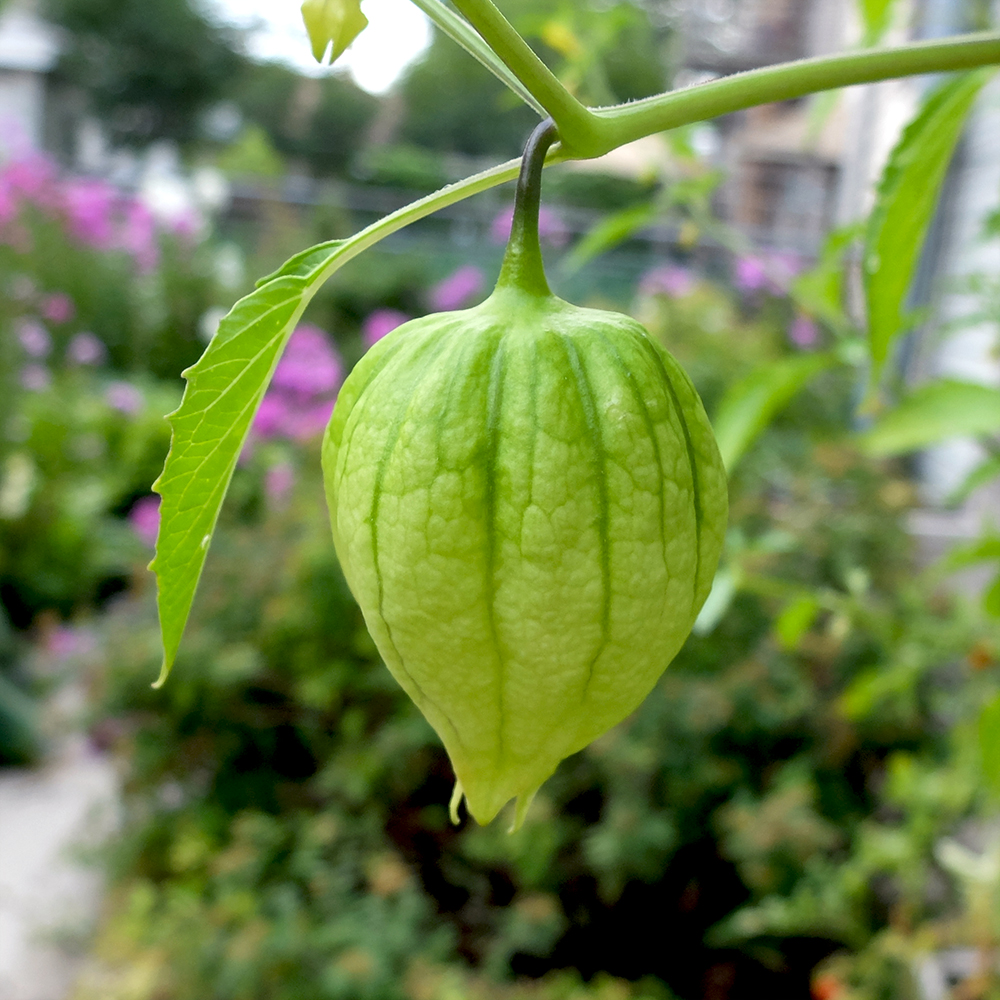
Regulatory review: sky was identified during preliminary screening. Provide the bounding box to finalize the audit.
[206,0,432,94]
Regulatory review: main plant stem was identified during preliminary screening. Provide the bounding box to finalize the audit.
[495,118,559,298]
[445,1,1000,160]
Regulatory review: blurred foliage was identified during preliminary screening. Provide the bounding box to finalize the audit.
[44,0,245,147]
[57,261,1000,998]
[232,63,379,178]
[398,0,669,157]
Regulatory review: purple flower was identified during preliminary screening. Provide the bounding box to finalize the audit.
[1,153,58,206]
[733,251,804,295]
[129,495,160,547]
[120,199,158,273]
[252,324,342,442]
[271,325,343,399]
[639,264,695,299]
[265,461,295,506]
[734,255,769,292]
[67,332,106,366]
[20,364,50,391]
[41,293,74,325]
[106,381,144,414]
[788,313,820,349]
[429,265,485,312]
[362,309,410,348]
[46,625,96,660]
[17,319,51,358]
[252,393,292,439]
[63,177,117,249]
[286,400,335,442]
[490,205,567,246]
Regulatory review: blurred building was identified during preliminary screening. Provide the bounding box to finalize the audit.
[0,0,61,154]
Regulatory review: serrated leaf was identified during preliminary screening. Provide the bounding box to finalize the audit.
[151,153,530,686]
[712,353,835,472]
[864,69,994,387]
[301,0,368,64]
[859,379,1000,456]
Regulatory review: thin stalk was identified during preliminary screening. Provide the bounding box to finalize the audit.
[408,0,546,116]
[496,119,559,297]
[448,0,599,151]
[588,32,1000,157]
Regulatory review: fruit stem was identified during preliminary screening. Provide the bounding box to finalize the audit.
[496,118,559,299]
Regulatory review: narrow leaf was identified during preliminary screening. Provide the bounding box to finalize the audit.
[301,0,368,64]
[979,692,1000,794]
[775,594,821,651]
[859,379,1000,456]
[859,0,897,44]
[151,154,529,685]
[712,354,835,472]
[408,0,546,117]
[864,69,994,386]
[945,453,1000,506]
[560,202,657,276]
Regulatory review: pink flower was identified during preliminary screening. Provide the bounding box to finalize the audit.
[1,153,58,206]
[733,251,804,295]
[62,177,117,249]
[429,265,485,312]
[41,293,74,325]
[265,461,295,506]
[67,332,106,366]
[252,325,343,442]
[252,393,291,438]
[271,325,342,399]
[119,199,158,273]
[20,364,50,391]
[362,309,410,347]
[106,381,144,414]
[17,319,51,358]
[129,495,160,547]
[640,264,695,299]
[788,313,820,349]
[490,205,567,246]
[46,626,96,660]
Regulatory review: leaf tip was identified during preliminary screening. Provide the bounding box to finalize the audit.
[151,658,171,689]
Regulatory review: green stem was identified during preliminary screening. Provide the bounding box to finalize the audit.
[448,0,599,152]
[588,32,1000,156]
[496,119,559,297]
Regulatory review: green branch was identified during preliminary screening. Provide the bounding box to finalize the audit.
[448,0,600,151]
[588,32,1000,157]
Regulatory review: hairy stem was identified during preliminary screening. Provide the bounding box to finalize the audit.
[448,0,599,150]
[589,32,1000,157]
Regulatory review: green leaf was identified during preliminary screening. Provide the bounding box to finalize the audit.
[978,692,1000,794]
[559,202,657,276]
[859,379,1000,456]
[942,533,1000,571]
[864,69,994,387]
[945,453,1000,506]
[301,0,368,64]
[859,0,897,44]
[986,573,1000,618]
[775,594,821,651]
[712,354,835,472]
[409,0,546,116]
[151,154,532,686]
